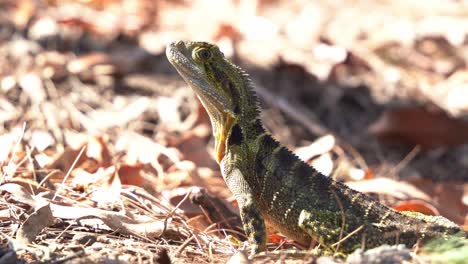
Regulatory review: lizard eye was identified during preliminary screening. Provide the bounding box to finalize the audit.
[194,48,212,61]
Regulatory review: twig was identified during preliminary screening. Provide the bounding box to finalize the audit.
[52,146,86,201]
[331,225,364,248]
[330,189,346,253]
[254,83,329,136]
[383,145,420,179]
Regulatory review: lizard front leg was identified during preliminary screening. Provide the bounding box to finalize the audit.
[236,193,267,255]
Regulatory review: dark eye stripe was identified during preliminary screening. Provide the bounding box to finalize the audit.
[205,63,241,115]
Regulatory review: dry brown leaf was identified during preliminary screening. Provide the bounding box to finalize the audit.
[346,178,430,201]
[392,200,439,216]
[175,124,216,168]
[0,209,17,222]
[186,214,210,232]
[86,135,112,168]
[117,163,144,186]
[369,107,468,149]
[17,202,55,244]
[71,166,119,196]
[116,132,180,166]
[189,188,243,238]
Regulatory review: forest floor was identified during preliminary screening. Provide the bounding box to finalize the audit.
[0,0,467,263]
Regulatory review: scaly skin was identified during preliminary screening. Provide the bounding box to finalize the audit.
[166,41,463,255]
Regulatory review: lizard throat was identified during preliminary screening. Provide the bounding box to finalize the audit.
[214,113,236,163]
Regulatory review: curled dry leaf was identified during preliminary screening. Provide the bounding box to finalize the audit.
[50,134,111,175]
[295,134,336,162]
[346,178,430,201]
[369,107,468,149]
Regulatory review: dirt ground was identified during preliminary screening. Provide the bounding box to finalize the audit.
[0,0,467,263]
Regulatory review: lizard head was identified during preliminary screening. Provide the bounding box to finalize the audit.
[167,40,250,162]
[166,41,240,118]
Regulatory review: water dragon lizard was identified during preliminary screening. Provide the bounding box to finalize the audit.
[166,40,463,255]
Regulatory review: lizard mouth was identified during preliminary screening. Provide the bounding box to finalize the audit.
[166,41,201,80]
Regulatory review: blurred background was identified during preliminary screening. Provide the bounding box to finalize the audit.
[1,0,468,262]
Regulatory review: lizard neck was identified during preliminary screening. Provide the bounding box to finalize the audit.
[213,66,263,163]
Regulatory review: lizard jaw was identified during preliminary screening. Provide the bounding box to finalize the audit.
[166,41,237,163]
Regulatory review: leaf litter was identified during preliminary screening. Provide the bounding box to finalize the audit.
[0,0,467,263]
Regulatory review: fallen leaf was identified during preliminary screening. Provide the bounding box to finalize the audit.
[186,215,210,232]
[346,178,430,201]
[1,183,182,239]
[295,134,336,162]
[117,163,144,186]
[18,73,46,105]
[91,166,122,206]
[86,135,112,168]
[175,124,216,168]
[17,202,54,244]
[310,153,334,176]
[116,132,180,166]
[30,130,54,151]
[369,107,468,149]
[393,200,439,216]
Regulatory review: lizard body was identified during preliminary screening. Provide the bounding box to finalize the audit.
[166,41,463,255]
